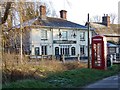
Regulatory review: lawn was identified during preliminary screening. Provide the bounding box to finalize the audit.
[2,64,120,88]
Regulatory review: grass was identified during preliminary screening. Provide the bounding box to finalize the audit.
[3,64,120,88]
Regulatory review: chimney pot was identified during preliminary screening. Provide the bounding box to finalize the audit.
[40,5,46,20]
[60,10,67,20]
[102,14,110,27]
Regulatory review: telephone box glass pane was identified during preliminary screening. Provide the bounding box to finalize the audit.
[94,43,102,66]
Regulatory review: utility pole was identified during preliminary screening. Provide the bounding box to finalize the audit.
[87,13,90,68]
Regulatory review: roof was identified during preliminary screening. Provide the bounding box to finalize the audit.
[33,17,89,30]
[107,42,118,47]
[10,16,92,31]
[88,22,120,42]
[89,22,120,35]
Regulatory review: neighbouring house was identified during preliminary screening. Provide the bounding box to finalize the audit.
[107,42,119,54]
[86,14,120,54]
[4,5,94,59]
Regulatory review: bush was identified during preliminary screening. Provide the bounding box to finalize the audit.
[2,53,87,84]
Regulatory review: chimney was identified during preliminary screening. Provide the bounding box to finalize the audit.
[40,5,46,20]
[60,10,67,20]
[102,14,110,27]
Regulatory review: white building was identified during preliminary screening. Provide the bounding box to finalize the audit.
[29,5,93,59]
[4,5,93,59]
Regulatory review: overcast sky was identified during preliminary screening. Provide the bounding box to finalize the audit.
[42,0,119,25]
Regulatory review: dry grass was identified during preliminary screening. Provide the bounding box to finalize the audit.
[2,53,87,84]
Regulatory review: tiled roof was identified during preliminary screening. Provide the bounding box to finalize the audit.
[33,17,88,30]
[89,22,120,42]
[9,16,93,31]
[89,22,120,35]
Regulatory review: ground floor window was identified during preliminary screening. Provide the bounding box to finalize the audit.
[56,45,70,56]
[35,47,39,55]
[108,47,116,54]
[60,47,69,56]
[41,46,47,55]
[71,47,75,55]
[55,47,59,55]
[80,45,85,55]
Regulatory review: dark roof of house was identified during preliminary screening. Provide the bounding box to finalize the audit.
[33,17,89,30]
[10,16,92,31]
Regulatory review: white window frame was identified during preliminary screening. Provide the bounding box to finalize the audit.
[41,29,47,40]
[80,45,85,55]
[61,31,67,40]
[80,32,85,40]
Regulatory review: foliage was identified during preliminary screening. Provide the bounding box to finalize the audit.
[3,63,119,88]
[2,53,87,84]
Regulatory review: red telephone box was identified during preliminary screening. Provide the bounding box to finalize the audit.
[92,35,107,70]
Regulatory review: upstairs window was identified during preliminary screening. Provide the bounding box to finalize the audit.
[80,32,85,40]
[61,31,67,40]
[41,30,47,40]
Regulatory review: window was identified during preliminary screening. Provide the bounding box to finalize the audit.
[41,46,47,55]
[108,47,116,54]
[80,45,85,55]
[80,32,85,40]
[61,31,67,40]
[60,45,69,56]
[71,47,76,55]
[65,48,69,55]
[35,47,39,55]
[55,47,59,55]
[41,30,47,40]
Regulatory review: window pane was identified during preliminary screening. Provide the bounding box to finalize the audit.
[35,47,39,55]
[80,45,85,55]
[80,32,85,40]
[60,48,63,55]
[41,46,47,55]
[71,47,75,55]
[41,30,47,39]
[62,31,67,40]
[55,47,59,55]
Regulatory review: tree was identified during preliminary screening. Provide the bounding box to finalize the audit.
[0,2,12,25]
[1,1,58,54]
[109,13,117,24]
[91,15,101,22]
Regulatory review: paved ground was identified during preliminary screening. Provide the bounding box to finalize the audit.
[83,74,120,90]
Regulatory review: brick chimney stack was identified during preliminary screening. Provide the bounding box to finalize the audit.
[40,5,46,20]
[60,10,67,20]
[102,14,110,27]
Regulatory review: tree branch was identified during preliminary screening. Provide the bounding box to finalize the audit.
[0,2,12,25]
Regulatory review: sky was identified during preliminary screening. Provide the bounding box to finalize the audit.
[41,0,119,25]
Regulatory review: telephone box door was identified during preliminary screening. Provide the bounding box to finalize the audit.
[92,35,107,70]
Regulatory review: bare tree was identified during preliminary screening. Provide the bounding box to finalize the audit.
[109,13,117,24]
[2,1,58,54]
[0,2,12,25]
[91,15,101,22]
